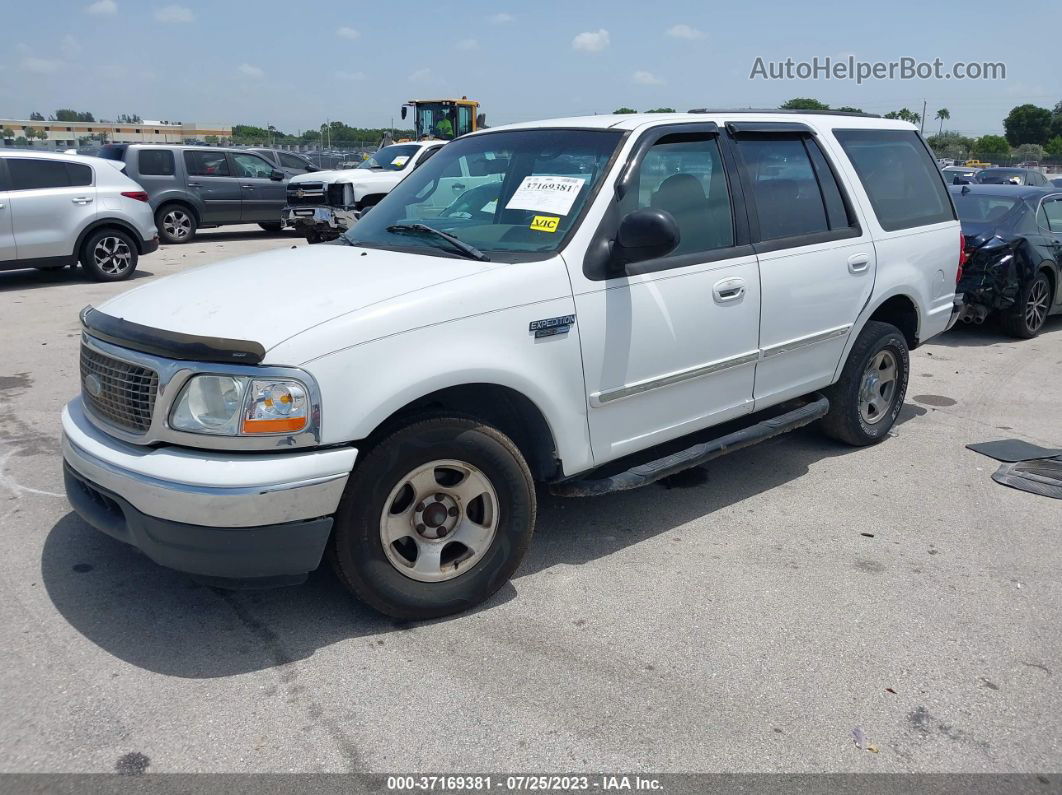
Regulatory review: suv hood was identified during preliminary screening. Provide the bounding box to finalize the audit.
[95,246,494,357]
[289,168,401,186]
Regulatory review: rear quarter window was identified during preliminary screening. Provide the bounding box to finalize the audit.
[833,129,955,231]
[137,149,176,176]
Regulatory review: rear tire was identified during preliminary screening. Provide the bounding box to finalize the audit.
[156,204,197,244]
[80,228,139,282]
[258,222,283,233]
[330,417,536,620]
[820,320,909,446]
[1001,271,1052,339]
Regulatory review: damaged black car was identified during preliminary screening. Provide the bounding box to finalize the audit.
[951,184,1062,338]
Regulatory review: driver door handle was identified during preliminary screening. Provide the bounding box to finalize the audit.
[71,196,93,205]
[713,277,746,303]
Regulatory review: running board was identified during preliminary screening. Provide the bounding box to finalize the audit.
[551,395,830,497]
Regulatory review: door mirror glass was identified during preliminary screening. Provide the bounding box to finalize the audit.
[614,208,680,266]
[270,169,285,181]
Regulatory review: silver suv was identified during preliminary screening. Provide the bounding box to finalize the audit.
[0,150,158,281]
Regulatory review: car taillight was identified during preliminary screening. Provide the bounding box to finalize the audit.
[957,231,967,283]
[121,191,149,202]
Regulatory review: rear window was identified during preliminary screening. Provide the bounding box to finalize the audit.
[97,144,127,162]
[834,129,954,231]
[951,193,1021,224]
[137,149,175,176]
[183,150,230,177]
[7,158,93,190]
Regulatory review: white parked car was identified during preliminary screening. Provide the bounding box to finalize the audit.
[62,112,962,618]
[0,150,158,280]
[281,141,445,242]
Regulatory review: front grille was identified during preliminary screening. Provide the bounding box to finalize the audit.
[287,182,326,206]
[80,344,158,433]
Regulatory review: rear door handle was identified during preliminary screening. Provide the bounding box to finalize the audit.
[241,185,255,189]
[188,182,202,187]
[71,197,93,205]
[713,277,746,303]
[848,253,871,273]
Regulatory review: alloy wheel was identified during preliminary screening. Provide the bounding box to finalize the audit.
[1025,278,1050,332]
[162,210,192,240]
[379,459,499,583]
[93,236,133,275]
[858,349,899,425]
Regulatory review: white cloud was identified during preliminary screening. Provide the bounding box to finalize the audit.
[20,56,63,75]
[60,35,81,58]
[666,24,704,40]
[572,29,610,53]
[155,5,194,23]
[633,70,665,86]
[85,0,117,14]
[237,63,264,79]
[335,70,366,81]
[336,26,360,40]
[408,67,433,83]
[456,38,478,51]
[489,13,514,24]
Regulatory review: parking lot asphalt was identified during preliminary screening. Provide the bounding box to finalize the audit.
[1,225,1060,774]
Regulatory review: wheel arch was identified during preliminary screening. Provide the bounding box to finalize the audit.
[832,291,922,382]
[358,382,562,483]
[73,218,147,258]
[154,196,201,224]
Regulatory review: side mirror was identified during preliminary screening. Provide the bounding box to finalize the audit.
[401,106,408,120]
[613,208,680,266]
[305,165,319,173]
[270,169,285,181]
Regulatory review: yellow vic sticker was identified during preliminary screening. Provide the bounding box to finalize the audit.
[530,215,560,233]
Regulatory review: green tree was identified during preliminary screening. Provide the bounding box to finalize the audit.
[974,134,1010,157]
[29,111,45,121]
[884,108,920,124]
[14,136,27,146]
[835,106,864,114]
[54,109,96,123]
[1,126,14,141]
[1014,143,1045,162]
[935,108,950,135]
[1003,104,1052,146]
[645,107,676,113]
[780,98,829,110]
[1045,136,1062,158]
[612,107,638,114]
[926,130,974,160]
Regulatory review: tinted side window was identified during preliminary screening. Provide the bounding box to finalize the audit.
[735,136,829,241]
[138,149,175,176]
[66,162,92,187]
[834,129,954,231]
[278,153,307,169]
[1043,199,1062,233]
[8,158,73,190]
[630,134,734,255]
[184,150,231,177]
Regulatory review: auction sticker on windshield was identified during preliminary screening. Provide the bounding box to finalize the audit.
[505,175,586,216]
[391,156,410,166]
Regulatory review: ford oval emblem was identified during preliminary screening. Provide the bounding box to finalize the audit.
[85,374,103,398]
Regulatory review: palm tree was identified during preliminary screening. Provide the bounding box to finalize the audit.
[935,108,950,135]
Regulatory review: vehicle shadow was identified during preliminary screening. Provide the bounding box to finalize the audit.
[934,316,1062,348]
[0,267,155,293]
[41,406,924,679]
[189,228,301,244]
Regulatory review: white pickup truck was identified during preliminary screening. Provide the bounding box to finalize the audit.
[63,112,962,619]
[282,141,444,242]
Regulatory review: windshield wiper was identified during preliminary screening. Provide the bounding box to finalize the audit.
[386,223,491,261]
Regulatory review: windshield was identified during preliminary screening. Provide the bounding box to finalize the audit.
[345,129,623,259]
[976,169,1024,184]
[357,144,421,171]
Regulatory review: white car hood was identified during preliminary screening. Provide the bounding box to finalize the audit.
[290,168,402,186]
[96,246,494,356]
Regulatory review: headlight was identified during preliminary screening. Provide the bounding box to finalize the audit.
[169,375,311,436]
[242,379,309,434]
[170,375,246,435]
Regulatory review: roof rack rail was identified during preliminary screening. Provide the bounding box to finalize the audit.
[687,108,881,118]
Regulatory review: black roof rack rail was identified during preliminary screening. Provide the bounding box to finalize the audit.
[687,108,881,118]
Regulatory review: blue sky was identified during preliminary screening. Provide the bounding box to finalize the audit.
[1,0,1059,136]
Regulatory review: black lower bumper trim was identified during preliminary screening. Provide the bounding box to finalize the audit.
[64,464,333,580]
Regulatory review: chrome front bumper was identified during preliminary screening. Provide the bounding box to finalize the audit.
[62,399,357,529]
[281,205,357,232]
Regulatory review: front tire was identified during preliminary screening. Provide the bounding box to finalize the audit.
[1001,271,1052,339]
[258,222,283,233]
[820,320,909,446]
[330,417,536,620]
[156,204,197,244]
[80,228,139,282]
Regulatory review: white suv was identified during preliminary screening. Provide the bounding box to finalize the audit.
[61,112,962,618]
[0,150,158,281]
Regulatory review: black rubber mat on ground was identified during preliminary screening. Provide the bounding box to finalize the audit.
[992,459,1062,500]
[967,439,1062,462]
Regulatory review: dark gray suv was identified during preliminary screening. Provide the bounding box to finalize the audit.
[98,144,289,243]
